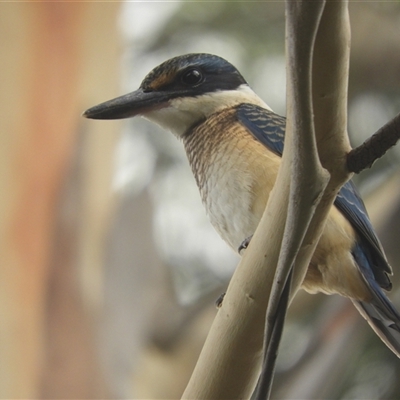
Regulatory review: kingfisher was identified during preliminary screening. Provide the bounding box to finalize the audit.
[84,53,400,356]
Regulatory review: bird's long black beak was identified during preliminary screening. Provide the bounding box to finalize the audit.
[83,88,171,120]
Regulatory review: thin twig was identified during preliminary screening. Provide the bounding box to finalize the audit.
[347,112,400,173]
[253,269,293,400]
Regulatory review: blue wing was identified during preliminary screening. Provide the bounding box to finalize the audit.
[236,102,391,288]
[236,103,285,157]
[237,102,400,355]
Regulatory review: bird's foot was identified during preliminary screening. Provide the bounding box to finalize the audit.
[238,235,253,254]
[215,292,225,308]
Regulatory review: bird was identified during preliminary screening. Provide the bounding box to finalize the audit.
[84,53,400,356]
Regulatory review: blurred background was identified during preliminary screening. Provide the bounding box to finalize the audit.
[1,1,400,398]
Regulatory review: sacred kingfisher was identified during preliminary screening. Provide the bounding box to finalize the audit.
[84,53,400,356]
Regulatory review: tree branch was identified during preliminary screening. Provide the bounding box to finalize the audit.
[256,1,352,398]
[347,111,400,173]
[181,148,291,400]
[254,269,293,400]
[254,2,328,398]
[181,1,352,399]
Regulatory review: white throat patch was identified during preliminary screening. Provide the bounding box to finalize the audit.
[143,84,272,137]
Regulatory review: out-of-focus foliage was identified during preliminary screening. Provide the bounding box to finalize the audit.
[0,3,121,398]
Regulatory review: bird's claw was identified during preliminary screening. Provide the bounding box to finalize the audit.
[238,235,253,254]
[215,292,226,308]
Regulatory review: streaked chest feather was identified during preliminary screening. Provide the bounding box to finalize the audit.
[182,107,370,300]
[201,153,257,248]
[183,107,280,249]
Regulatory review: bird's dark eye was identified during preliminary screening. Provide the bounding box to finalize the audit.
[181,69,203,86]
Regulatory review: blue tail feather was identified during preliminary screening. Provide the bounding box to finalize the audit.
[352,243,400,356]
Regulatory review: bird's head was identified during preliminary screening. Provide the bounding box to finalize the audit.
[83,53,270,137]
